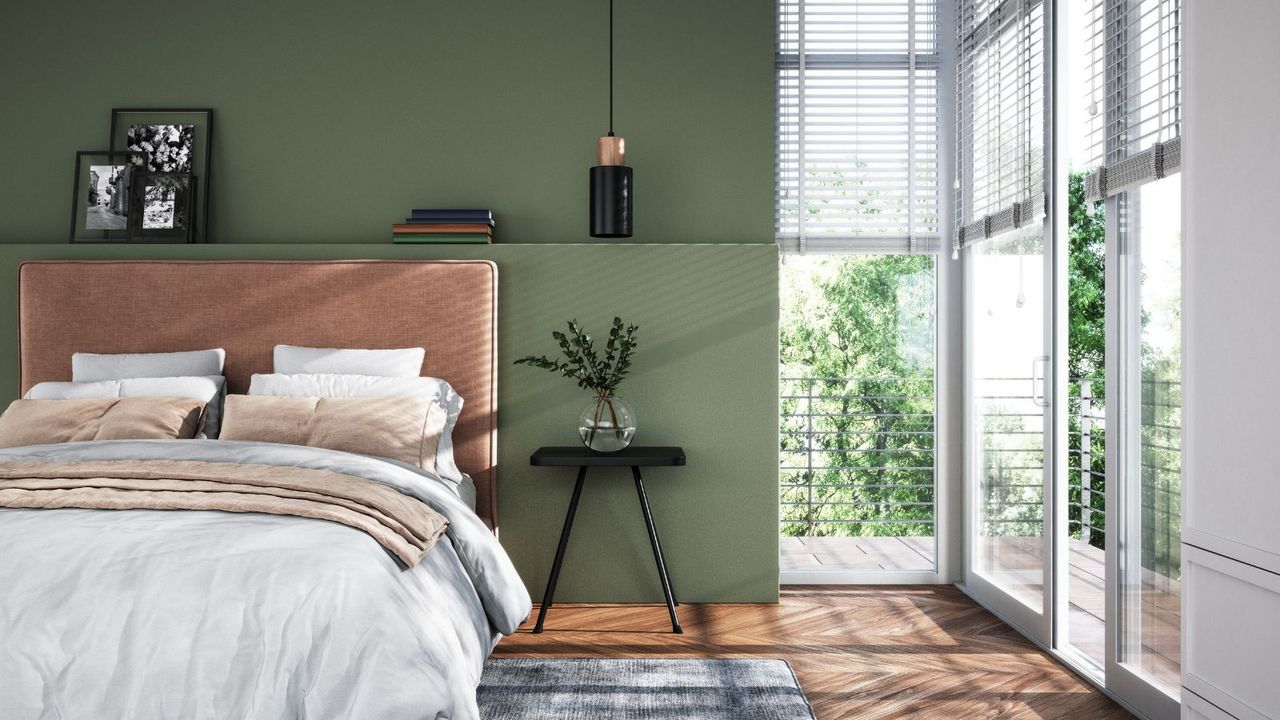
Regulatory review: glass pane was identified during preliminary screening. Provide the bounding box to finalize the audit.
[971,225,1047,607]
[779,254,937,574]
[1118,178,1182,692]
[1063,0,1108,671]
[1066,173,1108,669]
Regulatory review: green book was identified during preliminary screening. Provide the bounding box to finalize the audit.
[392,233,492,244]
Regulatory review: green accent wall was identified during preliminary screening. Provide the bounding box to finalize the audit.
[0,243,780,601]
[0,242,773,599]
[0,0,774,245]
[0,0,780,602]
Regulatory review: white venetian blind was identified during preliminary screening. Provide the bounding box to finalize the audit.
[953,0,1046,254]
[776,0,941,254]
[1082,0,1181,202]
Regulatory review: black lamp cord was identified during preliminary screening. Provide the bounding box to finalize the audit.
[608,0,615,137]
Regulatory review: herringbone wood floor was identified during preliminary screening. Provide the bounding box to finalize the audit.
[494,585,1132,719]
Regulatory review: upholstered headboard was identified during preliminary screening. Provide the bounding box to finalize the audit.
[17,260,499,529]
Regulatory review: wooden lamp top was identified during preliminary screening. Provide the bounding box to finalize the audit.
[597,135,626,166]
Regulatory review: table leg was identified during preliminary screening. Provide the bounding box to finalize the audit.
[631,465,683,634]
[637,472,677,606]
[533,465,588,633]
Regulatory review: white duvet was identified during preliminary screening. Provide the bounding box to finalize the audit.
[0,440,532,720]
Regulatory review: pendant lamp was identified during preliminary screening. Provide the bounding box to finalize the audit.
[590,0,632,238]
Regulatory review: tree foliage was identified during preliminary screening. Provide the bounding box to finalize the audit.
[1066,171,1107,548]
[1068,172,1107,380]
[778,174,1114,548]
[779,255,936,538]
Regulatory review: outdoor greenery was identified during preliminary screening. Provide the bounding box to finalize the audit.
[1067,172,1108,550]
[779,254,936,538]
[1068,168,1182,579]
[778,172,1110,545]
[1067,173,1107,381]
[779,172,1180,584]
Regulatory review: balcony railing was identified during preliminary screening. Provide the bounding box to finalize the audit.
[1068,378,1105,546]
[781,375,1181,575]
[1066,377,1182,576]
[780,376,935,538]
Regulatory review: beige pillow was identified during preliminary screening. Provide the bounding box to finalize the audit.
[0,397,206,448]
[220,395,448,473]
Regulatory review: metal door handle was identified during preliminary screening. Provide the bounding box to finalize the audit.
[1031,356,1050,408]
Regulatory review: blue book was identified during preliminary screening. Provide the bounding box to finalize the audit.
[404,217,495,227]
[410,209,493,220]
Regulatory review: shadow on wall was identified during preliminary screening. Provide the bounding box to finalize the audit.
[501,246,776,426]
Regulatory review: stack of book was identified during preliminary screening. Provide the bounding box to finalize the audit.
[392,209,494,243]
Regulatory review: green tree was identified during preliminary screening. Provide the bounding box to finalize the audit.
[1067,171,1107,548]
[779,255,936,538]
[778,174,1109,544]
[1069,172,1106,380]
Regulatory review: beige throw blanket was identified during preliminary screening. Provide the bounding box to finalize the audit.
[0,459,448,566]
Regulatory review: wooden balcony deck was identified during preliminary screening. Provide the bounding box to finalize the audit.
[781,535,937,572]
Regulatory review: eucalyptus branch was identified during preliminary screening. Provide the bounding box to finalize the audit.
[515,317,639,396]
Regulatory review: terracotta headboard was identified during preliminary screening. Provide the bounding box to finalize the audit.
[17,259,499,529]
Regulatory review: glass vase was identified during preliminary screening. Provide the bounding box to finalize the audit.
[578,395,636,452]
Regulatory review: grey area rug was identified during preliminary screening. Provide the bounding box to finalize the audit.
[478,658,816,720]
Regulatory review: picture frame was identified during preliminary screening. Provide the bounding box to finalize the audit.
[109,108,212,242]
[68,150,147,243]
[128,172,196,243]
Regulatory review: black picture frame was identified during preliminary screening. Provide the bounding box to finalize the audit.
[128,172,195,243]
[68,150,147,243]
[109,108,212,242]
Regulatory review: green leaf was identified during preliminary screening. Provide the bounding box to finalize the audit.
[513,316,640,394]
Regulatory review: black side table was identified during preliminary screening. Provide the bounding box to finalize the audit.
[530,446,686,634]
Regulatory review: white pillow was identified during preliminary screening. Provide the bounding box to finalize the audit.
[272,345,424,378]
[26,376,228,438]
[24,380,120,399]
[72,349,226,382]
[248,373,464,482]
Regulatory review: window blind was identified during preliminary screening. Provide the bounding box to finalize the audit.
[1082,0,1181,202]
[953,0,1046,255]
[777,0,941,254]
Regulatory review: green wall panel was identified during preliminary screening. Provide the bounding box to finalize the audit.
[0,0,780,602]
[0,0,774,245]
[0,244,780,602]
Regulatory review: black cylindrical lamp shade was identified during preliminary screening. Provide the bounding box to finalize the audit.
[590,165,633,237]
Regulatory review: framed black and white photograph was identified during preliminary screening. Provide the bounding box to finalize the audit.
[126,124,195,173]
[109,108,212,241]
[128,172,195,242]
[69,150,146,242]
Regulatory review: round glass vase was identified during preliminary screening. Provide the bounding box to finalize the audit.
[578,394,637,452]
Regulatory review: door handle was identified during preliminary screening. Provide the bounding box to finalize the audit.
[1031,356,1050,408]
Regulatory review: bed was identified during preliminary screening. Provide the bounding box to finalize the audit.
[0,260,531,720]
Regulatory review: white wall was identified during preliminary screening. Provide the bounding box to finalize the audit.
[1183,1,1280,716]
[1184,0,1280,568]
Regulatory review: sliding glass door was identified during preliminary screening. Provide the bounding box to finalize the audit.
[956,0,1053,643]
[965,225,1053,641]
[956,0,1183,714]
[1104,178,1182,719]
[1087,0,1182,714]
